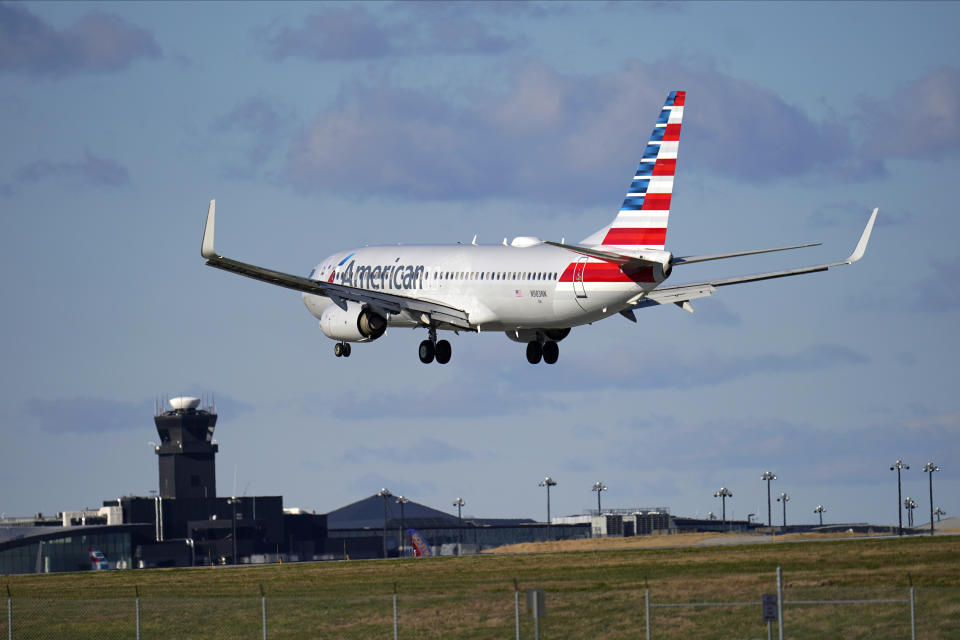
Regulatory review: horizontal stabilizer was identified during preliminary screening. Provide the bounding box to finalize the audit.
[672,242,820,265]
[633,208,878,311]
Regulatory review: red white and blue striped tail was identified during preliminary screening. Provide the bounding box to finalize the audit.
[583,90,685,251]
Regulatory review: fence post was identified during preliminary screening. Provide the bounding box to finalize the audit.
[514,579,520,640]
[135,586,141,640]
[776,566,784,640]
[393,582,398,640]
[260,583,267,640]
[7,585,12,640]
[908,573,916,640]
[645,587,650,640]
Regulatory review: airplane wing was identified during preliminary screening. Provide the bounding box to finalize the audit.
[627,208,878,315]
[200,200,472,330]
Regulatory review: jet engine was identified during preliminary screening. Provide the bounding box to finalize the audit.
[319,301,387,342]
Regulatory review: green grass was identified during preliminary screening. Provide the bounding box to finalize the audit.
[3,534,958,638]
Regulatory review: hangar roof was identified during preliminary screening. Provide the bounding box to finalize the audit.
[327,495,459,530]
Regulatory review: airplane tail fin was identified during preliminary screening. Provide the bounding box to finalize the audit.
[582,91,685,250]
[408,528,432,557]
[89,547,111,570]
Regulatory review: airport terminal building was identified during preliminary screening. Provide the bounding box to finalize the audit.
[2,397,716,575]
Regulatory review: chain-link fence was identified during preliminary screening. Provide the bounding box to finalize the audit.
[4,571,957,639]
[644,567,922,640]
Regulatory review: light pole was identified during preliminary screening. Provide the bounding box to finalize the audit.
[905,497,917,528]
[890,459,909,536]
[814,505,826,526]
[934,507,946,522]
[538,476,557,540]
[592,482,607,516]
[777,492,790,528]
[396,495,410,556]
[922,462,940,536]
[761,471,777,528]
[713,487,733,531]
[453,497,465,555]
[226,496,240,564]
[376,488,392,558]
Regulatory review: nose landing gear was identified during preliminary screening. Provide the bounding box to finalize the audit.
[334,342,352,358]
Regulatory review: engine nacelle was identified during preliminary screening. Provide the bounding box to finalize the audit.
[319,301,387,342]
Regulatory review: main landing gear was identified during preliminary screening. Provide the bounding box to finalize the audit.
[333,342,352,357]
[526,338,559,365]
[419,327,451,364]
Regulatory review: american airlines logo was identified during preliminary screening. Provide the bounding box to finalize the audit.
[340,260,425,291]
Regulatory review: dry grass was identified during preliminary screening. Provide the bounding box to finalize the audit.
[485,529,901,554]
[3,534,958,639]
[487,531,737,553]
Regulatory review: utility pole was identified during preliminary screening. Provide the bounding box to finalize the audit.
[538,477,557,540]
[376,488,392,557]
[922,462,940,536]
[227,496,240,564]
[814,505,826,526]
[890,460,909,536]
[777,492,790,528]
[396,495,410,557]
[592,481,607,515]
[714,487,733,531]
[761,471,777,528]
[453,497,465,555]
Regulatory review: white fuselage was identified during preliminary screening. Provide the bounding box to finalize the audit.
[301,242,664,333]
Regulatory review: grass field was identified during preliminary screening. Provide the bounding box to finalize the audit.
[3,533,959,639]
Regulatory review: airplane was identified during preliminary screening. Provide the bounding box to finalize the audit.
[88,547,111,570]
[200,90,877,365]
[407,528,433,557]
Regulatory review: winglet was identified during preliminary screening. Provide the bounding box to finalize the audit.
[201,199,217,259]
[845,208,878,264]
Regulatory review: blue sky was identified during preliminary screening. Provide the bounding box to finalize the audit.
[1,1,957,528]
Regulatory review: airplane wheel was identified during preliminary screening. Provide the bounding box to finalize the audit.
[526,341,542,364]
[342,343,351,357]
[542,341,559,364]
[435,340,452,364]
[334,343,344,357]
[418,340,435,364]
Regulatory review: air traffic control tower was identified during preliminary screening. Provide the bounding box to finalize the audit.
[154,397,218,499]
